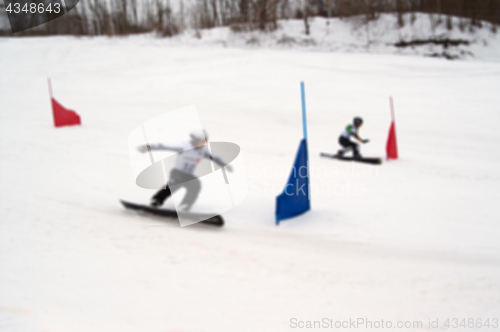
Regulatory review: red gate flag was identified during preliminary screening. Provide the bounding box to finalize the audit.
[386,96,398,159]
[48,78,81,128]
[51,98,81,127]
[386,121,398,159]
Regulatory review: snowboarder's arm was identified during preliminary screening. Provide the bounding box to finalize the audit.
[353,133,368,143]
[345,124,368,143]
[352,131,369,143]
[346,125,362,142]
[354,135,369,143]
[137,143,184,153]
[204,152,233,172]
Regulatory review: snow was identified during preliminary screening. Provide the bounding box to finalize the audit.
[1,23,500,331]
[139,14,500,61]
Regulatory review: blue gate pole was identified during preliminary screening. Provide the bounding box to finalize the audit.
[301,81,308,140]
[301,81,311,203]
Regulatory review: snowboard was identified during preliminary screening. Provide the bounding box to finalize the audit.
[320,152,382,165]
[120,200,224,226]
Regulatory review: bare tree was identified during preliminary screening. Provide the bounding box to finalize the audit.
[303,0,310,35]
[8,0,500,37]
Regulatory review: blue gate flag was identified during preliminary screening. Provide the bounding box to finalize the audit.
[275,139,310,225]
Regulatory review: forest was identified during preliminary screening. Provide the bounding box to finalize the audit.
[1,0,499,36]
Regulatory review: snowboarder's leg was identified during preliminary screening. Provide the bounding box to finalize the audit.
[154,169,200,211]
[352,142,361,158]
[338,136,355,156]
[151,186,172,207]
[150,169,185,207]
[180,177,201,211]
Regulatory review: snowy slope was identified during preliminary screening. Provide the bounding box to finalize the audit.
[147,14,500,61]
[1,35,500,332]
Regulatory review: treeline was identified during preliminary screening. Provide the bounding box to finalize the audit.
[319,0,500,30]
[1,0,499,36]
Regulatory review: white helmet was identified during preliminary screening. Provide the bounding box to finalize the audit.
[190,129,209,144]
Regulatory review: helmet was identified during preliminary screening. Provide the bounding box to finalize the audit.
[353,117,363,126]
[190,129,209,144]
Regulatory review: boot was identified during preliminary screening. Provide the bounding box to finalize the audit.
[150,197,162,207]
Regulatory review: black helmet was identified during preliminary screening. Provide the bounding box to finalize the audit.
[353,117,363,126]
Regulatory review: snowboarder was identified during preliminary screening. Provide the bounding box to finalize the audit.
[337,117,370,158]
[137,129,232,211]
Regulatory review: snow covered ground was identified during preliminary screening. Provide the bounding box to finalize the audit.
[1,29,500,331]
[150,14,500,61]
